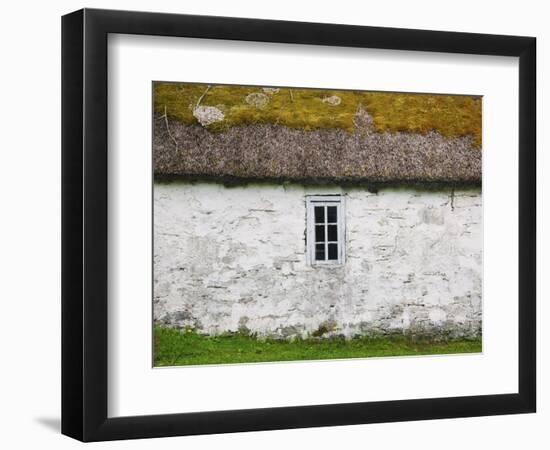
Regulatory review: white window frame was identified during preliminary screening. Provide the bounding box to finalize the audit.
[306,195,346,267]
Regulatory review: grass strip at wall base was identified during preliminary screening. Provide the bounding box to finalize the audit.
[154,325,482,367]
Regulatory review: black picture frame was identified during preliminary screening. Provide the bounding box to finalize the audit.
[61,8,536,442]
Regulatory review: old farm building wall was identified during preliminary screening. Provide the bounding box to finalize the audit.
[153,84,483,339]
[154,183,481,338]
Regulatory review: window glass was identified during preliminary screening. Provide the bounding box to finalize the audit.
[327,225,338,242]
[315,244,325,261]
[315,225,325,242]
[314,206,325,224]
[328,243,338,260]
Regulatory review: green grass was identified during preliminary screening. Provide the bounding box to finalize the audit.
[154,82,482,147]
[154,325,482,367]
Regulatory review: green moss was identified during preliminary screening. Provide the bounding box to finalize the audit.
[311,324,330,338]
[154,325,482,367]
[154,82,482,147]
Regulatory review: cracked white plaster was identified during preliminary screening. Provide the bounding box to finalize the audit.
[154,182,482,339]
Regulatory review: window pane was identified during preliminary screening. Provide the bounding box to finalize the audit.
[314,206,325,223]
[328,243,338,260]
[315,244,325,261]
[327,206,337,223]
[315,225,325,242]
[327,225,338,242]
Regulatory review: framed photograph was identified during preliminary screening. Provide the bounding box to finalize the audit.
[61,8,536,442]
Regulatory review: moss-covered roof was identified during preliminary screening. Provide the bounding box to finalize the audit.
[153,82,482,185]
[154,82,482,147]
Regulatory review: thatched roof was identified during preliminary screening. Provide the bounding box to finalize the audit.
[153,83,482,185]
[153,115,481,185]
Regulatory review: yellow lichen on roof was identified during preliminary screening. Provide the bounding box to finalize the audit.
[153,82,482,147]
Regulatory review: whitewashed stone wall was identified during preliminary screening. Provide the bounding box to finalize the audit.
[154,182,482,339]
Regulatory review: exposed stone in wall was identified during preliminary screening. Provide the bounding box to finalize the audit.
[154,182,482,340]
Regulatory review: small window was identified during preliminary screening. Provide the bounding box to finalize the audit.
[306,195,345,266]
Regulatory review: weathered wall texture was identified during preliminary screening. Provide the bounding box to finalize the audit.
[154,182,482,339]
